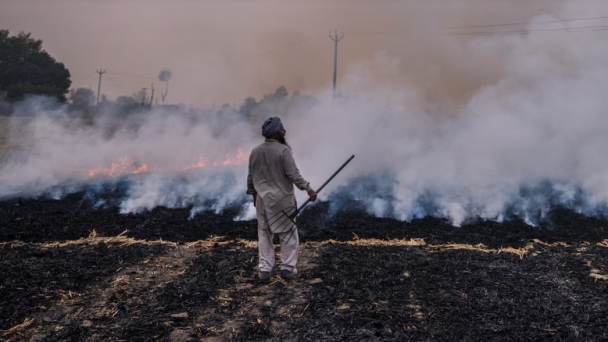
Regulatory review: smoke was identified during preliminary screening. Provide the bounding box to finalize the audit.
[0,0,562,107]
[4,5,608,226]
[291,13,608,226]
[0,99,256,217]
[291,12,608,226]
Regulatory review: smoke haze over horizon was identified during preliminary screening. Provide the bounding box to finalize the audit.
[4,1,608,226]
[1,0,595,107]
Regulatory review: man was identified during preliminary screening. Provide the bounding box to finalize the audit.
[247,117,317,281]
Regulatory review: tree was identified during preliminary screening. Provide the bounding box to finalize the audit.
[271,85,288,100]
[239,97,257,120]
[68,87,95,112]
[0,30,71,102]
[238,86,319,124]
[158,69,172,104]
[115,96,140,114]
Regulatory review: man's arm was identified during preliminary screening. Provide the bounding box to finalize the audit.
[283,149,317,201]
[247,173,256,194]
[246,156,257,206]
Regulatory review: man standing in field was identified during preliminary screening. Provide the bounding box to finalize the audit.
[247,117,317,281]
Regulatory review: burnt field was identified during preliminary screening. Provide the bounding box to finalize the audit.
[1,192,608,341]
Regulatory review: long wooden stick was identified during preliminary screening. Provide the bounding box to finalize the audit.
[280,154,355,246]
[290,154,355,220]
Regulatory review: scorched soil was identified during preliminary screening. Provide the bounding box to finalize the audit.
[1,192,607,341]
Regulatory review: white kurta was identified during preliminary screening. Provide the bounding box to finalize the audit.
[247,139,312,233]
[247,139,312,272]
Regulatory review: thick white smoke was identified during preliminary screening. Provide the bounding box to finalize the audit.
[0,101,257,216]
[3,14,608,226]
[289,15,608,225]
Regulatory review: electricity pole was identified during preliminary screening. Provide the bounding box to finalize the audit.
[329,30,344,98]
[140,88,147,107]
[149,83,155,107]
[96,69,106,106]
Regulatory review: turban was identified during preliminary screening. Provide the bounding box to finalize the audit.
[262,117,283,138]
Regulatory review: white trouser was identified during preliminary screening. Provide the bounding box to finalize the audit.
[256,196,299,273]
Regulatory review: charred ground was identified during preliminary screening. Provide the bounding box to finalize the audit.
[1,192,607,341]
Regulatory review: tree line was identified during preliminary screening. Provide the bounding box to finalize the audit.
[0,30,71,103]
[0,29,319,123]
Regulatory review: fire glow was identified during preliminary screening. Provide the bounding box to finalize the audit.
[87,148,246,179]
[88,158,149,178]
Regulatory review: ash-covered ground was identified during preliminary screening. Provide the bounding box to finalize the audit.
[1,192,607,341]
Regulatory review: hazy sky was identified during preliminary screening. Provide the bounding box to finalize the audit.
[5,1,608,224]
[1,0,606,107]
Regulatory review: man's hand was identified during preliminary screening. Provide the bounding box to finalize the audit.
[308,189,317,202]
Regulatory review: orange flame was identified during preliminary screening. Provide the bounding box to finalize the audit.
[179,157,206,172]
[88,157,149,178]
[214,148,246,167]
[87,148,245,179]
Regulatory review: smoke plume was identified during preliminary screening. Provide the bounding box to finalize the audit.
[4,3,608,226]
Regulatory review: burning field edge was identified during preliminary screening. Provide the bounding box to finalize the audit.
[1,195,608,341]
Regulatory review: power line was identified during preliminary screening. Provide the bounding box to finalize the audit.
[447,15,608,29]
[105,73,150,79]
[339,14,608,37]
[340,24,608,37]
[106,76,129,94]
[105,69,153,76]
[257,37,312,58]
[449,25,608,36]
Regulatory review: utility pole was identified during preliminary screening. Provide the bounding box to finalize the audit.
[329,30,344,98]
[96,69,106,106]
[140,88,147,107]
[149,83,155,107]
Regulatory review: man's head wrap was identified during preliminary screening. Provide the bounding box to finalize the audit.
[262,117,283,138]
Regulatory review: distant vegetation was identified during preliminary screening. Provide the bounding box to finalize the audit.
[0,30,71,103]
[239,86,318,124]
[0,29,319,126]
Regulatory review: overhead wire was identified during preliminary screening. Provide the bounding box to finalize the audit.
[447,15,608,29]
[340,25,608,37]
[338,14,608,37]
[106,76,126,91]
[449,25,608,36]
[105,70,154,78]
[256,37,316,60]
